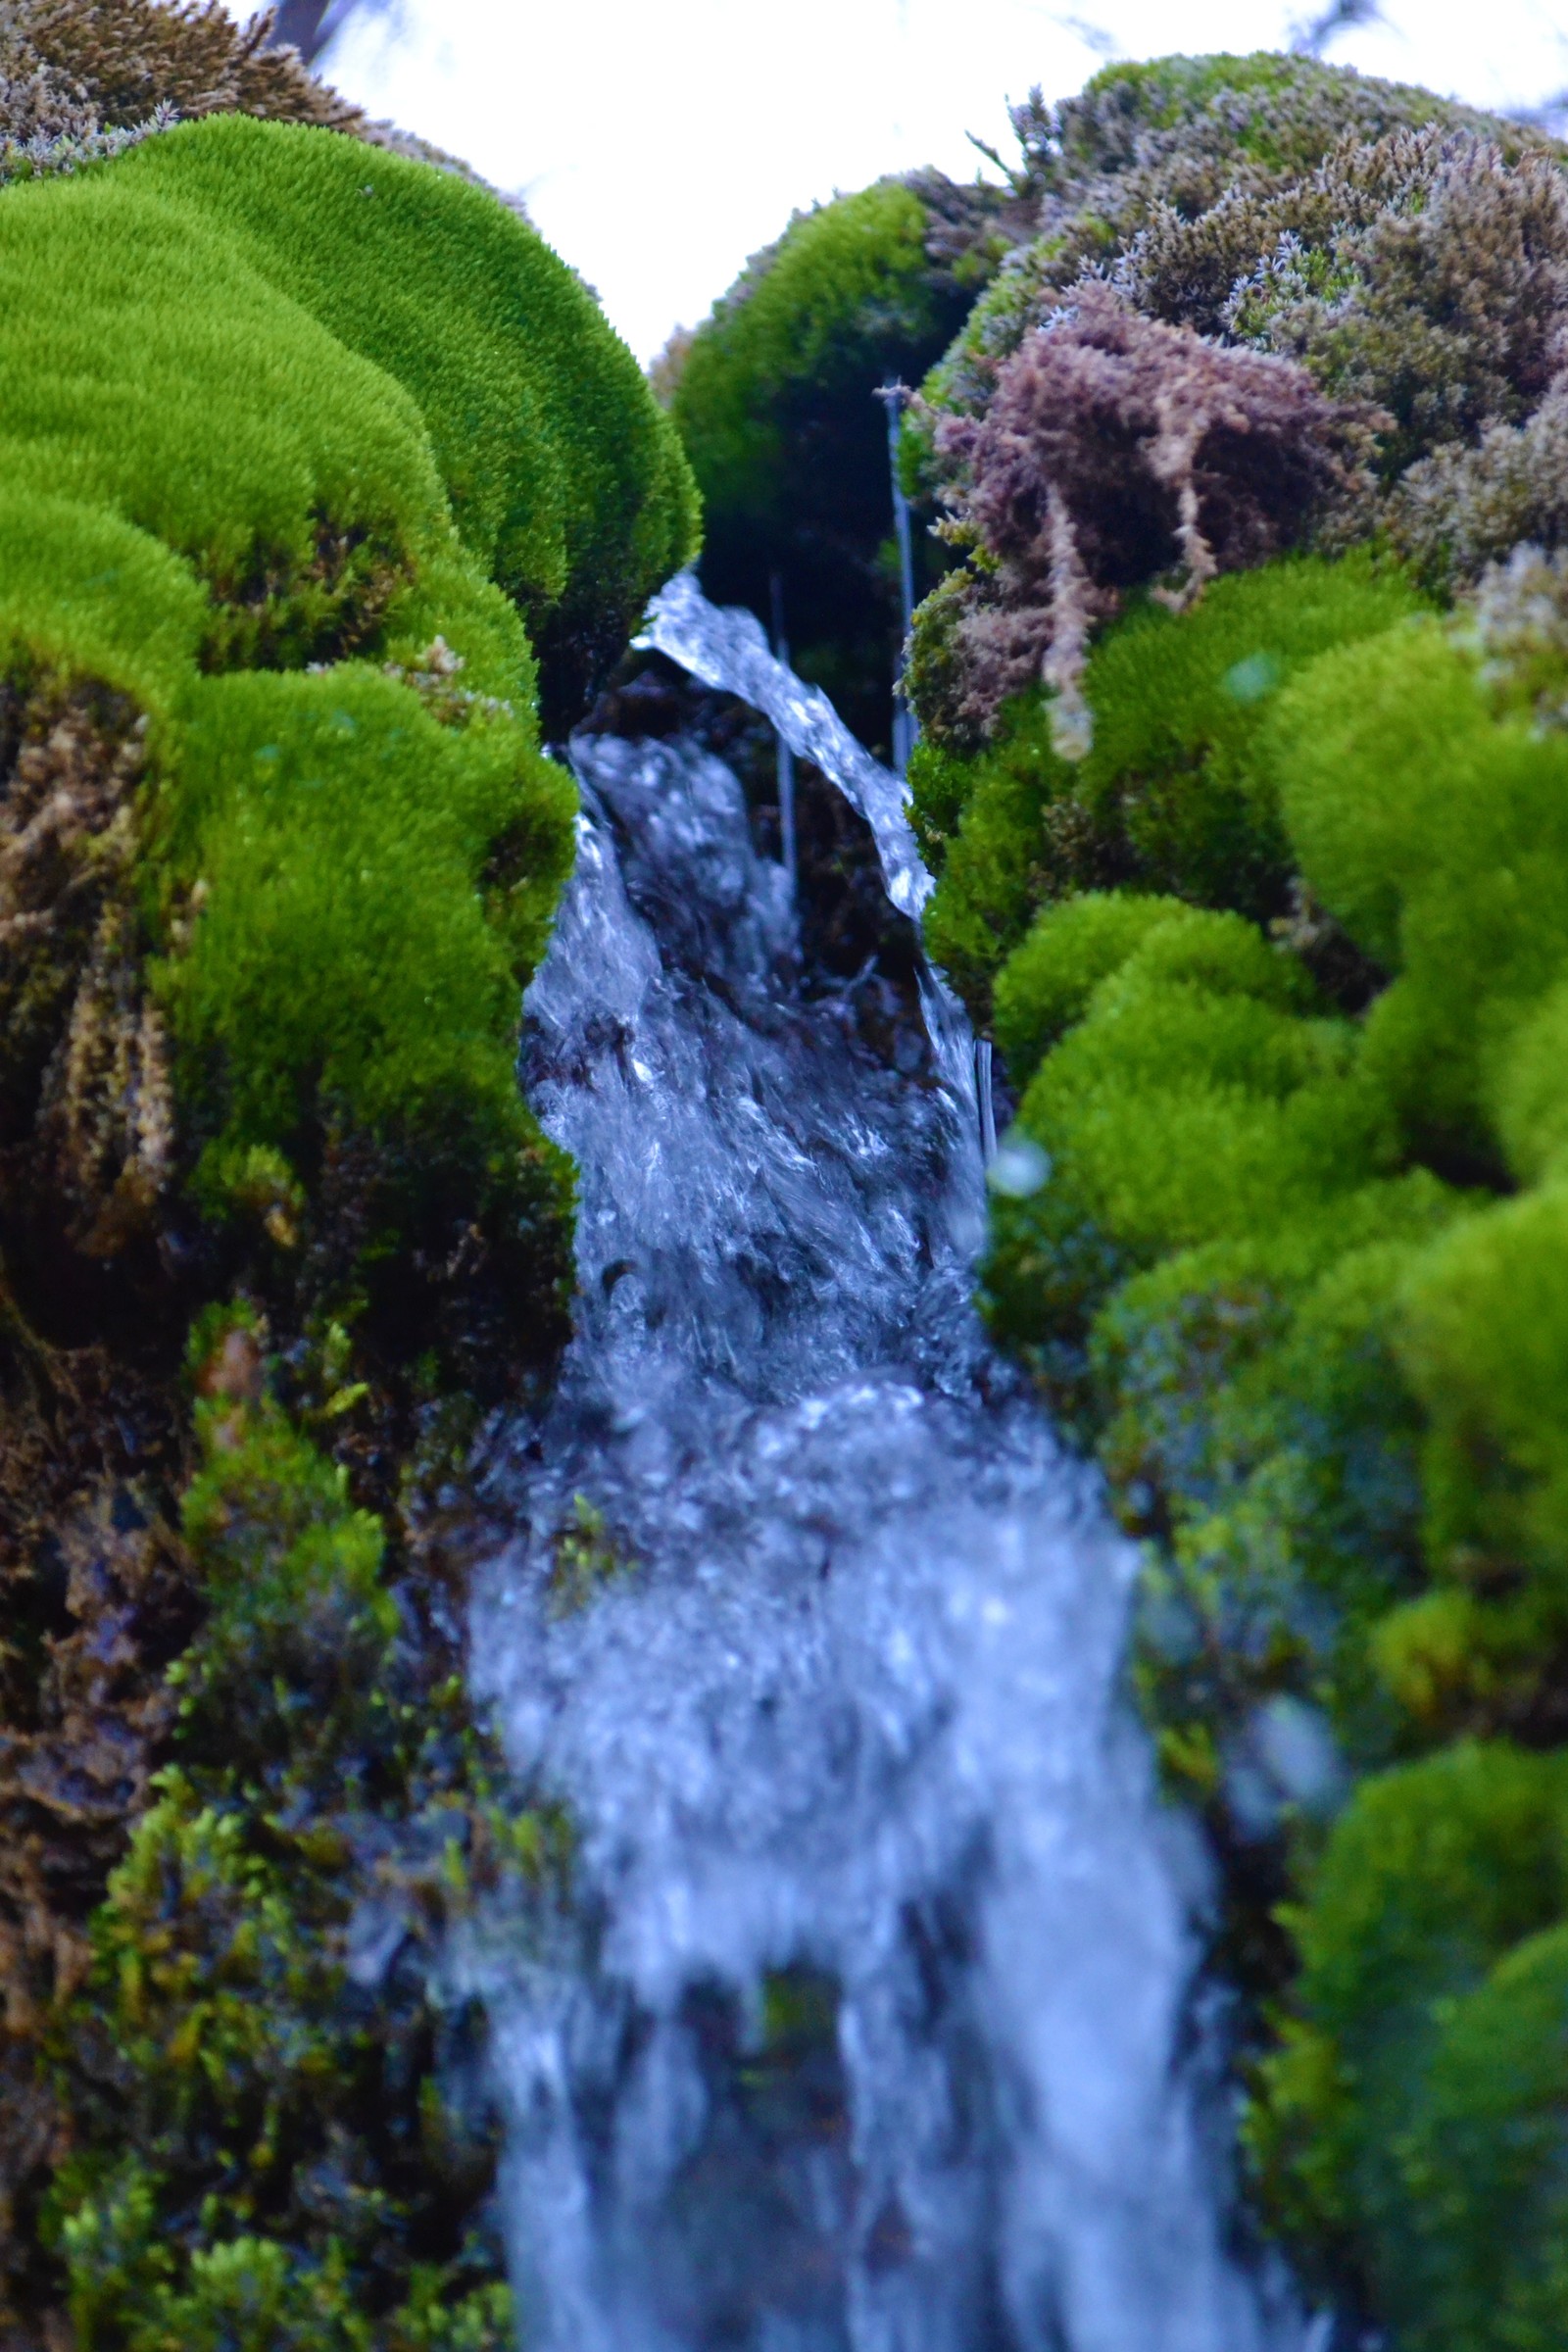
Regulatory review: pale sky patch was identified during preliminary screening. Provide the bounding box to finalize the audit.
[314,0,1568,363]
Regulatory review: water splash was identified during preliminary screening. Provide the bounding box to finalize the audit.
[459,608,1316,2350]
[637,569,931,920]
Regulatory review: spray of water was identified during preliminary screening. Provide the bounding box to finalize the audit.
[456,586,1318,2351]
[637,570,931,920]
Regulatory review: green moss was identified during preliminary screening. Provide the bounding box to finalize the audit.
[1402,1181,1568,1596]
[0,161,450,671]
[1009,903,1384,1259]
[547,1492,634,1619]
[1069,52,1348,156]
[966,544,1568,2332]
[671,176,996,750]
[1271,621,1568,1169]
[116,117,699,717]
[1107,1206,1453,1813]
[156,662,572,1241]
[675,180,938,535]
[0,488,207,714]
[1256,1744,1568,2344]
[1,104,683,2339]
[992,893,1178,1078]
[915,557,1428,1021]
[0,119,627,1386]
[44,1326,533,2350]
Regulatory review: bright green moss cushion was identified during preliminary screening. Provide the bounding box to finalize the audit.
[0,489,208,715]
[1264,1744,1568,2350]
[1401,1180,1568,1584]
[1004,901,1388,1264]
[156,664,574,1198]
[1272,623,1568,1164]
[0,161,448,671]
[970,557,1568,2336]
[0,107,693,2343]
[116,116,699,707]
[0,114,695,1378]
[913,556,1429,1021]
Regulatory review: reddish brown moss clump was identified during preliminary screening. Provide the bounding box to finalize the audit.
[925,285,1372,752]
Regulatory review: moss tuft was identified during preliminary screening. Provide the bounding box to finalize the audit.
[41,1318,536,2351]
[914,554,1425,1021]
[0,0,364,187]
[118,117,699,720]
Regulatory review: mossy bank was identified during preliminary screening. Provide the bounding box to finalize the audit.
[898,54,1568,2352]
[0,46,696,2347]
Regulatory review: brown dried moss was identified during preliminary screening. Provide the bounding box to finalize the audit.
[0,670,172,1299]
[1391,380,1568,586]
[929,52,1528,426]
[0,1283,194,2340]
[0,667,195,2333]
[1226,132,1568,478]
[915,66,1568,746]
[929,285,1372,749]
[0,0,362,150]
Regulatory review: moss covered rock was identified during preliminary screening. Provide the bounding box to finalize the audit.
[0,86,695,2346]
[906,53,1568,757]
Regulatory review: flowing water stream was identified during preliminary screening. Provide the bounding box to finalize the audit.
[462,582,1316,2352]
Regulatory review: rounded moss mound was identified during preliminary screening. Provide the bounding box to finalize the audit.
[669,173,1010,750]
[0,109,699,1364]
[906,52,1568,772]
[1257,1743,1568,2347]
[118,116,699,723]
[0,104,695,2342]
[924,49,1555,436]
[913,554,1426,1022]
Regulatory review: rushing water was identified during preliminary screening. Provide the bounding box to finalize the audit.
[463,584,1315,2352]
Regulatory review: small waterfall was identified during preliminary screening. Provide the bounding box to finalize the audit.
[461,584,1316,2351]
[636,570,930,921]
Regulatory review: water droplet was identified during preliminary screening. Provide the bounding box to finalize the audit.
[988,1137,1052,1198]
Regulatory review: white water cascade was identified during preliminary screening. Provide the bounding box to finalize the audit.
[461,580,1320,2352]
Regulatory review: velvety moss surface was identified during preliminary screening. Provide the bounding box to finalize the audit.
[118,118,699,727]
[921,546,1568,2343]
[667,173,1017,752]
[0,103,697,2346]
